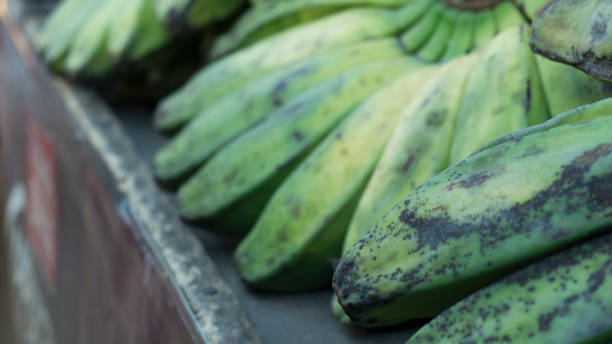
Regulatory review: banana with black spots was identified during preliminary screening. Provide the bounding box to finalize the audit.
[234,65,440,291]
[155,38,410,182]
[408,232,612,344]
[154,5,430,132]
[332,53,479,319]
[333,114,612,327]
[530,0,612,81]
[177,57,423,236]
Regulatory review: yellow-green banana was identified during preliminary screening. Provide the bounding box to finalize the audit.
[471,10,496,50]
[234,65,438,291]
[154,4,432,132]
[333,114,612,327]
[440,11,474,61]
[155,0,245,33]
[155,38,410,182]
[416,7,457,62]
[535,55,612,115]
[332,53,479,320]
[449,25,549,165]
[177,57,423,236]
[211,0,408,57]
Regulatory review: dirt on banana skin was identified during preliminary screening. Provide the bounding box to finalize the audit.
[333,142,612,320]
[409,234,612,343]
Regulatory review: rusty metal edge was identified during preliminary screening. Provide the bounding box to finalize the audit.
[3,1,261,343]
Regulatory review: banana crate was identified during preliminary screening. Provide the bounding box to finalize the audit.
[0,1,419,342]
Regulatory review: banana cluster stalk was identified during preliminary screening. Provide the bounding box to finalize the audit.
[530,0,612,82]
[333,107,612,327]
[38,0,246,79]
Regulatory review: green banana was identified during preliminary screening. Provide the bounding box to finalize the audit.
[471,10,496,50]
[38,0,86,51]
[449,25,549,165]
[154,4,432,132]
[178,57,423,235]
[155,0,245,32]
[234,65,438,291]
[155,37,410,182]
[440,11,474,61]
[492,1,524,31]
[530,0,612,81]
[41,0,99,67]
[481,97,612,152]
[416,7,457,62]
[399,1,443,53]
[108,0,171,62]
[535,55,612,115]
[514,0,550,19]
[63,0,123,76]
[210,0,408,58]
[342,52,479,263]
[332,53,479,320]
[39,0,174,77]
[407,233,612,344]
[333,115,612,327]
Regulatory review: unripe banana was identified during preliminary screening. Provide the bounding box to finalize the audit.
[178,57,423,235]
[399,1,443,53]
[449,25,549,165]
[63,0,122,76]
[440,11,474,61]
[155,38,411,182]
[41,0,99,67]
[492,1,523,32]
[530,0,612,81]
[333,115,612,327]
[109,0,171,62]
[155,5,430,132]
[471,10,496,50]
[408,233,612,344]
[234,65,438,292]
[155,0,244,33]
[416,7,457,62]
[482,97,612,152]
[332,53,479,320]
[535,55,612,116]
[211,0,409,57]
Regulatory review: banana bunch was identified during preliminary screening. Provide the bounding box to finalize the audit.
[408,232,612,344]
[530,0,612,82]
[154,0,534,133]
[38,0,245,78]
[155,0,612,298]
[333,100,612,328]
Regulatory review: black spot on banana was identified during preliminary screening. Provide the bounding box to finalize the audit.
[333,115,612,327]
[408,233,612,343]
